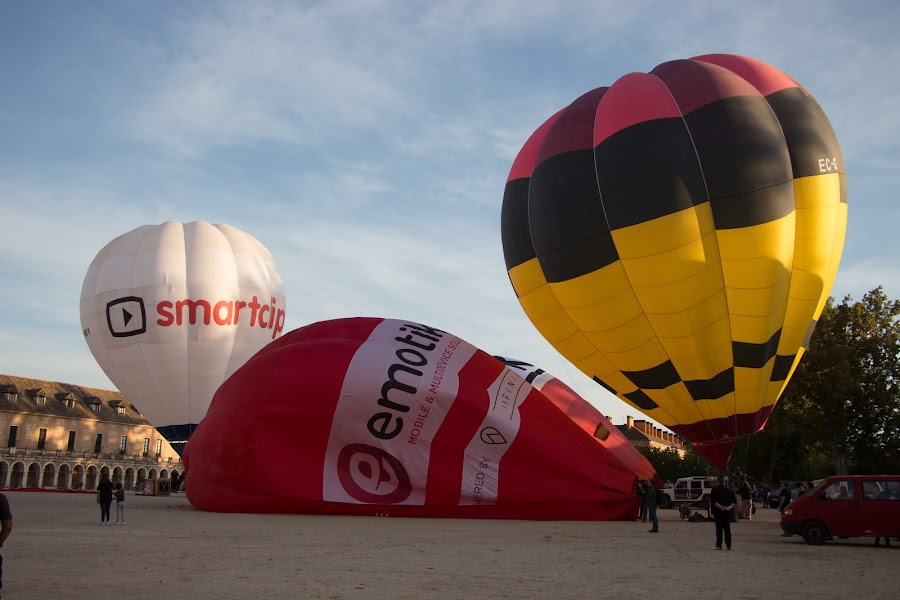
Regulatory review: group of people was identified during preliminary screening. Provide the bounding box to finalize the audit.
[637,475,744,550]
[96,473,127,526]
[636,479,660,533]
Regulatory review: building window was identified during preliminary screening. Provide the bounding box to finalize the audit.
[65,399,75,409]
[117,406,126,414]
[143,438,150,456]
[2,392,16,403]
[35,395,47,406]
[119,435,128,453]
[38,428,47,450]
[67,431,76,452]
[91,404,101,412]
[94,434,103,454]
[6,426,17,448]
[155,439,162,456]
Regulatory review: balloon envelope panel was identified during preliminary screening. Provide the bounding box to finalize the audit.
[184,318,642,520]
[80,221,286,448]
[501,54,846,468]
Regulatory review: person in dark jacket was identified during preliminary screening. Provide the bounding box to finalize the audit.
[96,473,114,526]
[644,480,660,533]
[710,476,737,550]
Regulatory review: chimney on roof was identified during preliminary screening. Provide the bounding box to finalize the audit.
[626,416,634,429]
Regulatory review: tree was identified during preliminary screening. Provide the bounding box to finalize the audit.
[777,287,900,474]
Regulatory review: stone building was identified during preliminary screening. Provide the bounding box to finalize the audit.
[616,415,686,457]
[0,374,183,491]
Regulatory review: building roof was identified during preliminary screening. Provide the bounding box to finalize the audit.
[0,374,152,426]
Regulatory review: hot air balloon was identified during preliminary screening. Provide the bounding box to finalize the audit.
[501,54,846,469]
[493,356,659,485]
[80,221,286,453]
[184,317,643,520]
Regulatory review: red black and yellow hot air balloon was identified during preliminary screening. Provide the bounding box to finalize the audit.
[501,54,846,469]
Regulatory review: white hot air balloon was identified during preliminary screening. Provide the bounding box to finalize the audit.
[80,221,286,453]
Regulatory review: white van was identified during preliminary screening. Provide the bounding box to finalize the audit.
[663,476,717,508]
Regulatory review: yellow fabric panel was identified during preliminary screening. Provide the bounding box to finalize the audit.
[584,313,656,353]
[508,258,547,297]
[658,317,731,360]
[563,287,643,333]
[551,329,597,362]
[694,392,736,420]
[815,201,847,319]
[579,366,636,394]
[600,336,670,373]
[794,172,843,209]
[663,340,732,381]
[725,281,791,317]
[735,364,770,392]
[549,261,630,308]
[729,313,785,345]
[611,203,716,259]
[640,384,704,426]
[716,214,796,261]
[734,389,766,416]
[619,231,721,288]
[786,269,825,303]
[645,293,728,338]
[531,309,578,344]
[634,262,726,314]
[518,284,563,323]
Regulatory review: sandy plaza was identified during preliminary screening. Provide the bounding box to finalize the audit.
[2,490,896,600]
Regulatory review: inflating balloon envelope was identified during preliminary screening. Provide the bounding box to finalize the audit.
[184,317,652,519]
[501,54,846,468]
[80,221,286,454]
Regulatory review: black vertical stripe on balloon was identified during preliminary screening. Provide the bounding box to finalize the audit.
[622,360,681,390]
[770,354,797,382]
[764,87,844,179]
[732,329,781,369]
[624,389,659,410]
[594,117,708,231]
[501,178,537,270]
[684,368,735,401]
[708,180,795,230]
[683,95,793,202]
[537,230,619,284]
[529,149,612,257]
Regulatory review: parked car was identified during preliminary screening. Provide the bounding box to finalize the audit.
[780,475,900,544]
[767,481,803,509]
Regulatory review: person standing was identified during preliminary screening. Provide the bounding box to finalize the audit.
[645,480,660,533]
[738,478,753,520]
[0,492,12,594]
[710,476,737,550]
[96,473,114,526]
[636,480,647,522]
[115,483,126,525]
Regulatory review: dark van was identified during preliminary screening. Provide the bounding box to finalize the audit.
[780,475,900,545]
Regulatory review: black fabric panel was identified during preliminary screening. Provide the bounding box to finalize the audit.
[765,87,844,179]
[624,389,659,410]
[685,368,735,401]
[684,95,793,202]
[709,179,795,229]
[529,149,610,259]
[770,354,796,382]
[501,178,536,270]
[593,376,617,395]
[733,329,782,369]
[623,360,682,390]
[538,230,618,283]
[595,117,708,231]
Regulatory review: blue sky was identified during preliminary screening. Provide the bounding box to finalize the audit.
[2,0,898,430]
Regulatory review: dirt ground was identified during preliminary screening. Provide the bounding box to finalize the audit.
[3,491,896,599]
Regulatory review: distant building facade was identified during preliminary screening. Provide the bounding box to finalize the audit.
[616,415,686,457]
[0,374,182,491]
